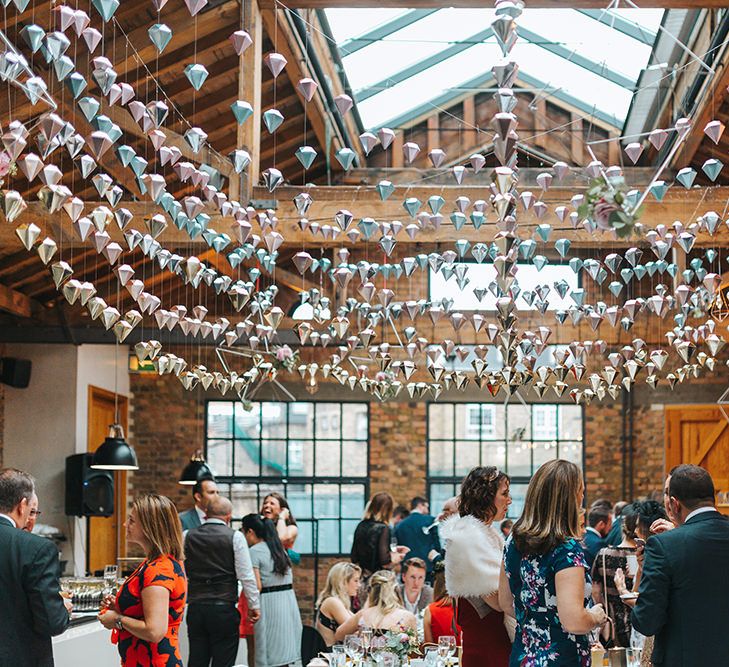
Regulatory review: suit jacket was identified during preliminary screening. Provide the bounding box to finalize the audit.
[631,511,729,667]
[605,516,623,547]
[393,512,441,574]
[0,516,69,667]
[396,583,434,615]
[582,528,605,568]
[180,506,202,531]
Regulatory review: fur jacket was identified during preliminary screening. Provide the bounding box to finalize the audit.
[439,514,505,598]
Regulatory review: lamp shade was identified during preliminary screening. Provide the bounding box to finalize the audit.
[91,424,139,471]
[178,451,213,485]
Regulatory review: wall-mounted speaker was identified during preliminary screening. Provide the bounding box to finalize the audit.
[65,454,114,517]
[0,357,31,388]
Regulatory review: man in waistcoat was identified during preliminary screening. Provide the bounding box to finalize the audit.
[184,496,260,667]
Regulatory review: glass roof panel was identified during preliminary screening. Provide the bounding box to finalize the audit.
[325,9,408,43]
[326,7,666,132]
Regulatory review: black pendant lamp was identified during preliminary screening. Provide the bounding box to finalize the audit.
[91,342,138,471]
[92,423,139,470]
[179,450,214,485]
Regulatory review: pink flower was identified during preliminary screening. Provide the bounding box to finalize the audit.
[399,633,409,644]
[0,152,11,178]
[275,345,293,361]
[593,198,619,230]
[375,371,388,382]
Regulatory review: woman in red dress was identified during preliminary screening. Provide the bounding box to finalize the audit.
[439,467,513,667]
[423,562,461,645]
[98,494,187,667]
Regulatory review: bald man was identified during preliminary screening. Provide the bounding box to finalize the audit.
[184,496,260,667]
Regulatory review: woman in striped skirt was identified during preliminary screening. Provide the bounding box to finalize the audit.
[242,514,302,667]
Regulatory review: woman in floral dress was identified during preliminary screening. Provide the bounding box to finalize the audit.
[498,460,607,666]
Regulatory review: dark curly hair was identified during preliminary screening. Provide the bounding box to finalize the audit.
[458,466,510,522]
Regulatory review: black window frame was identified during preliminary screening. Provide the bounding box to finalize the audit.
[426,402,584,519]
[204,400,370,556]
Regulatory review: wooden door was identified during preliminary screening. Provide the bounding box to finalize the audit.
[87,386,128,574]
[665,405,729,515]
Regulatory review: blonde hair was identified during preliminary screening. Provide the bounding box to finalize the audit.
[363,492,394,524]
[367,570,403,617]
[512,459,583,556]
[316,561,361,609]
[133,494,184,561]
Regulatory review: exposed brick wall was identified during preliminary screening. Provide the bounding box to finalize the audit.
[369,401,427,502]
[127,368,724,625]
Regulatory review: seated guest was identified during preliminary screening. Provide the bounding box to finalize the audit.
[393,497,441,581]
[0,469,71,667]
[335,570,416,641]
[315,562,361,646]
[180,477,219,531]
[499,460,607,666]
[241,513,302,667]
[397,557,433,615]
[583,504,612,568]
[423,562,460,645]
[98,494,187,667]
[591,503,638,648]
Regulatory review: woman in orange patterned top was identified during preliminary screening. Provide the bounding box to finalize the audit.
[98,494,187,667]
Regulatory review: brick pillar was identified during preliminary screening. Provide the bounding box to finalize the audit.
[369,401,427,506]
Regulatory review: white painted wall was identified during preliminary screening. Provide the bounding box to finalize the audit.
[75,344,130,454]
[4,344,79,570]
[3,344,130,575]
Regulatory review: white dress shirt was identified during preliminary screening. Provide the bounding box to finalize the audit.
[195,505,206,524]
[685,506,719,522]
[184,518,260,610]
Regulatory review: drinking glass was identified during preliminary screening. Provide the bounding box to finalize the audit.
[103,565,118,596]
[330,645,346,667]
[373,652,397,667]
[626,648,642,667]
[361,626,373,653]
[424,647,441,667]
[438,635,456,661]
[345,634,363,664]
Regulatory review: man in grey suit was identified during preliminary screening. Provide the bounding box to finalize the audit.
[632,465,729,667]
[180,477,219,531]
[0,468,71,666]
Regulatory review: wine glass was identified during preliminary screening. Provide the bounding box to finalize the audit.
[438,635,456,663]
[360,626,373,654]
[345,634,363,664]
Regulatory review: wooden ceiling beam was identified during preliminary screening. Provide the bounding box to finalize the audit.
[7,185,729,250]
[259,0,726,7]
[0,282,34,318]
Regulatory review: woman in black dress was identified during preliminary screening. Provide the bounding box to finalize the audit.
[351,492,409,600]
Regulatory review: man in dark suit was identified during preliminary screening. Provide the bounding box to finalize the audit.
[632,465,729,667]
[393,496,441,582]
[0,468,71,666]
[582,504,612,568]
[180,476,219,531]
[605,500,628,547]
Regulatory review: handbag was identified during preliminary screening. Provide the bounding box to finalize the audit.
[600,551,617,646]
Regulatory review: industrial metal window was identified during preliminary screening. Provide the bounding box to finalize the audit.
[205,401,369,555]
[427,403,583,519]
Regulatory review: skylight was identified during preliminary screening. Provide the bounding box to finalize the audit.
[326,7,667,131]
